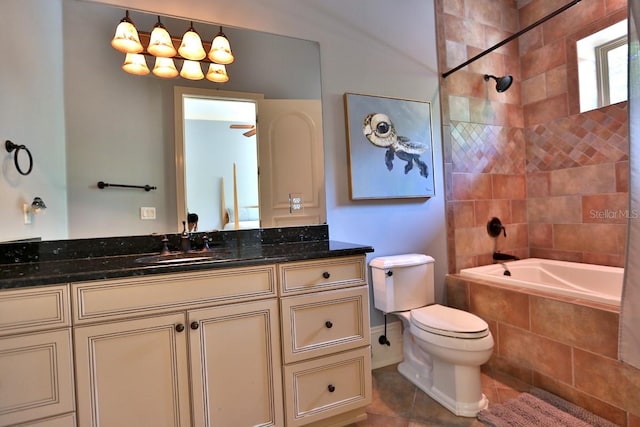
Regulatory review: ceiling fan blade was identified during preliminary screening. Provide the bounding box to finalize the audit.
[230,124,254,129]
[243,128,257,137]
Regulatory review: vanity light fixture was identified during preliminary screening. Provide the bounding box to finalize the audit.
[206,63,229,83]
[147,16,176,57]
[178,22,206,60]
[112,12,234,83]
[208,27,234,65]
[152,57,179,78]
[111,10,143,54]
[122,53,150,76]
[23,197,47,225]
[180,60,205,80]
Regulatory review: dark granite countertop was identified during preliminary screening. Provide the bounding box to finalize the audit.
[0,226,373,289]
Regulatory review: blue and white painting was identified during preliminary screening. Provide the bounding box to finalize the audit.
[344,93,434,199]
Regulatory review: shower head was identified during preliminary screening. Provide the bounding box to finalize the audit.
[484,74,513,93]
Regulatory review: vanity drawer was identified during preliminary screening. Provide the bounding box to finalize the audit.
[72,265,276,324]
[278,256,366,296]
[283,347,372,427]
[0,285,70,336]
[281,286,370,363]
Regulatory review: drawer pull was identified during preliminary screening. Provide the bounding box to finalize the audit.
[175,323,185,332]
[327,384,335,393]
[325,321,333,329]
[322,271,331,279]
[190,321,200,330]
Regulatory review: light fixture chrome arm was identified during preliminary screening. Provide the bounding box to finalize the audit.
[441,0,582,79]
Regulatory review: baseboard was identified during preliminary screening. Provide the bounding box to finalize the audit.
[370,320,403,370]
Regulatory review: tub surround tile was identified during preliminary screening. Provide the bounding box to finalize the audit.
[451,201,476,228]
[550,164,616,196]
[521,40,566,81]
[553,223,626,254]
[630,413,640,427]
[582,252,625,269]
[492,174,526,199]
[616,161,629,192]
[527,195,582,223]
[474,199,512,226]
[582,193,629,224]
[530,296,619,358]
[469,283,529,329]
[533,372,628,427]
[574,349,640,415]
[499,323,573,384]
[526,172,550,197]
[452,173,493,200]
[528,223,553,248]
[511,199,527,223]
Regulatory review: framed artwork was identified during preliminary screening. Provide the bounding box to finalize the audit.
[344,93,435,199]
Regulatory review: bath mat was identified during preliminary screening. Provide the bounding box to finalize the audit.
[477,389,618,427]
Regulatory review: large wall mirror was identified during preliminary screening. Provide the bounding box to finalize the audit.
[1,0,325,242]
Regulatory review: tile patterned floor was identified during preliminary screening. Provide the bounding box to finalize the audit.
[350,364,530,427]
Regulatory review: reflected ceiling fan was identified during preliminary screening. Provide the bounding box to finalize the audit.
[230,123,256,137]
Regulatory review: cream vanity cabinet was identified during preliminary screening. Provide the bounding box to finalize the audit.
[278,256,372,427]
[0,285,76,427]
[71,264,283,427]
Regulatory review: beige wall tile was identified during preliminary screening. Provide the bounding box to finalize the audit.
[499,323,573,384]
[527,195,582,223]
[550,164,616,196]
[469,283,529,329]
[530,296,619,358]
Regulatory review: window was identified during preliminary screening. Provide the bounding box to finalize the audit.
[577,20,628,112]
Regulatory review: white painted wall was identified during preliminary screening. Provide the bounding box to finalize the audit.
[0,0,68,241]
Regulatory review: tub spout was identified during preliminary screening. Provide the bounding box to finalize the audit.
[493,252,519,261]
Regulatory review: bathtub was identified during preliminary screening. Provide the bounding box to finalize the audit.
[459,258,622,306]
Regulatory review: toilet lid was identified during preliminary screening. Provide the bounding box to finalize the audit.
[411,304,489,339]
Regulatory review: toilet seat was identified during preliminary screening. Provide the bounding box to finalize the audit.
[411,304,489,339]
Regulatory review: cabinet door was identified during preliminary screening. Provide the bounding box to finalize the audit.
[189,299,284,427]
[0,329,74,426]
[74,313,191,427]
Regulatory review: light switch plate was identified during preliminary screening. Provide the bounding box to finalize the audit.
[140,207,156,220]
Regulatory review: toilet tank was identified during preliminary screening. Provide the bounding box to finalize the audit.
[369,254,435,313]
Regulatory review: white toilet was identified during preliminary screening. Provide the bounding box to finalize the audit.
[370,254,494,417]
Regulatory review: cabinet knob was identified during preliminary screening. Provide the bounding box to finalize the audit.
[190,321,200,330]
[327,384,335,393]
[322,271,331,279]
[175,323,185,332]
[386,270,393,277]
[325,321,333,329]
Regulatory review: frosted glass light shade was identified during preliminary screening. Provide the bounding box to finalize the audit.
[148,19,177,57]
[208,28,234,64]
[180,60,204,80]
[153,57,179,78]
[206,63,229,83]
[122,53,150,75]
[178,24,206,60]
[111,11,143,53]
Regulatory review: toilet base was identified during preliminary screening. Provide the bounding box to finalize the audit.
[397,359,489,417]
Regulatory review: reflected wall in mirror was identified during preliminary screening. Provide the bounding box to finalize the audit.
[175,89,262,232]
[0,0,325,243]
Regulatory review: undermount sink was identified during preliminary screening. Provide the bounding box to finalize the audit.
[135,250,234,265]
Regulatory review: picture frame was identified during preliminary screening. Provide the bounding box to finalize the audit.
[344,92,435,200]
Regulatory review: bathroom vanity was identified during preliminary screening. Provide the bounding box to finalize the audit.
[0,226,373,427]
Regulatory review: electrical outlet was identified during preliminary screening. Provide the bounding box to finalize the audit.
[289,193,303,213]
[140,207,156,220]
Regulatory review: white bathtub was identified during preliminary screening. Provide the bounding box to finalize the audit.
[459,258,622,306]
